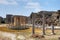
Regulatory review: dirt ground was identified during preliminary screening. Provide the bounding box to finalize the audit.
[0,25,60,40]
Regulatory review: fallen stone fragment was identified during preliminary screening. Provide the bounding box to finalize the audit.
[31,34,44,39]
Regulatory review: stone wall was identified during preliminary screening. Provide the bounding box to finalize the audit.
[13,15,27,26]
[30,10,60,26]
[0,17,3,24]
[6,14,13,24]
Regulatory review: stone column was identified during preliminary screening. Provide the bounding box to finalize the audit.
[16,17,17,26]
[11,16,13,26]
[42,13,46,35]
[32,13,35,35]
[14,17,16,26]
[58,10,60,25]
[51,23,55,35]
[59,14,60,24]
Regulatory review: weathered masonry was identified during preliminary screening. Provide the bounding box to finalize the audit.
[6,14,13,24]
[13,15,27,26]
[0,17,3,24]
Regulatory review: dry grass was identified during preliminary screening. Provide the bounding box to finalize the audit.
[0,27,60,34]
[0,26,60,40]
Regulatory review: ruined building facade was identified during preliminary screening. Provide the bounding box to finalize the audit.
[30,10,60,26]
[0,10,60,26]
[6,14,13,24]
[13,15,28,26]
[0,17,3,24]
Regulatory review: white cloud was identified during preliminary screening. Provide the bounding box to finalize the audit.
[44,0,57,5]
[17,0,28,1]
[25,2,39,8]
[0,0,18,5]
[25,2,41,12]
[16,0,32,2]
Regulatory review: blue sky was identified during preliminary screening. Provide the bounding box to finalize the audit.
[0,0,60,18]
